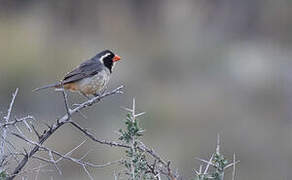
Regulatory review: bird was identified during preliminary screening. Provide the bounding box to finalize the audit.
[33,50,121,98]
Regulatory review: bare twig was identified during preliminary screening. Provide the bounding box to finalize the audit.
[138,142,170,173]
[82,164,93,180]
[0,88,18,171]
[0,116,35,129]
[48,150,62,175]
[70,121,130,149]
[60,87,71,118]
[56,140,87,163]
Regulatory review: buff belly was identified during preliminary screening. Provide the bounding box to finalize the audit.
[64,70,110,95]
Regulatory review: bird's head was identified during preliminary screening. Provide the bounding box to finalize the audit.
[97,50,121,73]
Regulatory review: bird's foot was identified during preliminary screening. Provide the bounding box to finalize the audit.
[73,103,83,107]
[93,93,102,101]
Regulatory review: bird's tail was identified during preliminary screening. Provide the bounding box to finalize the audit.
[33,82,61,92]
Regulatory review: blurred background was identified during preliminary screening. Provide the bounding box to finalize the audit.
[1,0,292,179]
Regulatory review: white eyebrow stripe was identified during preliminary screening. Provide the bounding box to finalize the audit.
[99,53,111,63]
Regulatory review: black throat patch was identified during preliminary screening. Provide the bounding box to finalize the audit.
[103,59,113,73]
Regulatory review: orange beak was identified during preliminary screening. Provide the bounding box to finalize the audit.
[113,55,121,62]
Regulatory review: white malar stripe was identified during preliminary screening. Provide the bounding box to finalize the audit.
[99,53,111,64]
[112,60,117,70]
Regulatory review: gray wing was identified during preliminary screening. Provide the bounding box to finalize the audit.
[62,59,103,84]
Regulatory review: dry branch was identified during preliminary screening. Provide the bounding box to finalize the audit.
[8,85,123,180]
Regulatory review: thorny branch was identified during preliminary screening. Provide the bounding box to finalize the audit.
[70,119,178,180]
[70,99,178,180]
[0,88,177,180]
[11,133,122,178]
[1,86,237,180]
[7,85,123,180]
[10,87,177,180]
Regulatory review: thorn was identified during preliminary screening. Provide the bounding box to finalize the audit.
[204,153,214,174]
[134,112,146,118]
[199,165,203,174]
[120,106,133,113]
[216,134,220,154]
[23,148,28,156]
[232,153,236,180]
[31,123,41,140]
[132,98,136,115]
[194,157,216,167]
